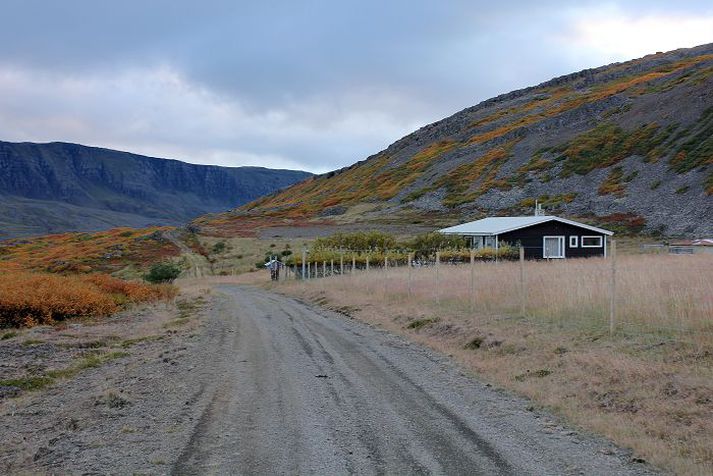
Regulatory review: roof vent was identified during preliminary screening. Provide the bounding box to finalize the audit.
[534,200,545,216]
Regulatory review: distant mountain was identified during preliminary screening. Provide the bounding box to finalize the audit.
[0,141,311,239]
[203,43,713,237]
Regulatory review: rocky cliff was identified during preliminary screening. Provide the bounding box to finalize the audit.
[0,141,311,238]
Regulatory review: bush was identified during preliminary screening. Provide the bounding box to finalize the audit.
[406,232,467,259]
[212,241,227,254]
[0,271,177,328]
[313,231,396,251]
[143,262,182,284]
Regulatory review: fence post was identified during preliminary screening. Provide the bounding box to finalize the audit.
[323,261,327,278]
[470,249,475,311]
[352,255,356,274]
[435,251,441,304]
[340,253,344,276]
[408,252,413,298]
[519,246,525,316]
[609,239,617,336]
[384,254,388,298]
[365,255,370,293]
[302,250,307,280]
[307,261,311,280]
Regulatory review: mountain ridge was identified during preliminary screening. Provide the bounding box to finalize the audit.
[0,140,311,239]
[200,43,713,237]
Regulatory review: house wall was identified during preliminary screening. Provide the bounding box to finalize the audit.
[499,221,608,259]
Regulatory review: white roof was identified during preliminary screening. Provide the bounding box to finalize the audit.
[439,215,614,236]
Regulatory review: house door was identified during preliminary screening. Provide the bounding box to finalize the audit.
[543,236,565,258]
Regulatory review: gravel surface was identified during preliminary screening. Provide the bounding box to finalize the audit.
[174,286,655,475]
[0,286,659,475]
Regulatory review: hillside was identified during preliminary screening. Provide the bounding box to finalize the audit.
[201,43,713,237]
[0,141,311,239]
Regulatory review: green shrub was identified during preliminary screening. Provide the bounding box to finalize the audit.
[405,232,466,258]
[313,231,397,251]
[407,317,439,329]
[143,262,182,284]
[212,241,227,254]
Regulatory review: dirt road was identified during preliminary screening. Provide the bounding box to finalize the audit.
[173,286,653,475]
[0,285,656,475]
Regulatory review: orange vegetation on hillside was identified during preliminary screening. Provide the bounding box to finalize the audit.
[0,271,177,328]
[217,140,461,223]
[0,227,180,274]
[436,139,520,207]
[205,51,713,223]
[467,57,712,147]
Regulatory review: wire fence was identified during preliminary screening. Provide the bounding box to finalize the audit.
[275,243,713,347]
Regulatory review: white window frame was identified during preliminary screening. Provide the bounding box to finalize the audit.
[581,235,603,248]
[543,235,565,259]
[569,236,578,248]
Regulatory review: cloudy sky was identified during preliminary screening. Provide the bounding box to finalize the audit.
[1,1,712,173]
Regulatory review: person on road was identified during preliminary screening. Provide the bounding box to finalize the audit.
[265,256,283,281]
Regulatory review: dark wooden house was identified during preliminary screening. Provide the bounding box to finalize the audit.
[439,216,614,259]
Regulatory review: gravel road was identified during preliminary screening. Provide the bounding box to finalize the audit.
[172,286,654,475]
[0,285,657,475]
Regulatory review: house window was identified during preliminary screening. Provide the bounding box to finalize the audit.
[543,236,565,258]
[581,236,603,247]
[569,236,578,248]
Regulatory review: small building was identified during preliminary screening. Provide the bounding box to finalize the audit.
[669,238,713,255]
[439,215,614,259]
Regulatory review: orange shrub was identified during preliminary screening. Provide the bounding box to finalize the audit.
[0,272,177,328]
[0,272,117,327]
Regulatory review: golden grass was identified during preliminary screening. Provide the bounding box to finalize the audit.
[277,253,713,475]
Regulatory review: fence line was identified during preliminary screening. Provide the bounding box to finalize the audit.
[275,243,713,346]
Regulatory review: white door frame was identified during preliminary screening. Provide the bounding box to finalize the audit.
[543,235,565,259]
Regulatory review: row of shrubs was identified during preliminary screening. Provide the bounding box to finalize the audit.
[254,231,519,268]
[311,231,467,255]
[0,271,178,328]
[284,243,519,267]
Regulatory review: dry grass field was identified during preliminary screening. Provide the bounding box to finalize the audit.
[276,253,713,475]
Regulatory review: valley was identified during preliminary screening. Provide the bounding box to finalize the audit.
[1,40,712,476]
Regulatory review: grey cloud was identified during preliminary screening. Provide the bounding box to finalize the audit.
[0,1,711,172]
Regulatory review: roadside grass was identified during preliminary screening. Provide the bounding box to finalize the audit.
[120,335,165,348]
[278,253,713,475]
[21,339,45,346]
[407,317,439,329]
[163,296,208,328]
[0,350,130,393]
[0,376,55,391]
[94,390,131,409]
[0,287,203,401]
